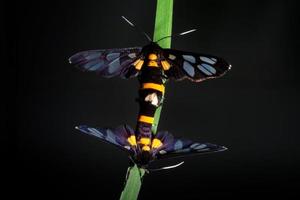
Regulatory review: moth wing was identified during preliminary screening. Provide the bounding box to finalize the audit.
[69,47,143,79]
[163,49,231,82]
[155,131,227,159]
[75,124,136,153]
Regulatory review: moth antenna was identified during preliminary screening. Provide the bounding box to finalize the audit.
[178,29,197,36]
[122,16,135,27]
[121,16,152,42]
[155,28,197,43]
[148,161,185,172]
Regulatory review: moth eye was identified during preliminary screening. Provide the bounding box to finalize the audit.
[199,56,217,64]
[128,53,136,58]
[106,53,120,60]
[168,54,176,60]
[183,61,195,77]
[183,55,196,63]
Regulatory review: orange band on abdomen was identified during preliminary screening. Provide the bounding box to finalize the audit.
[138,115,154,124]
[142,83,165,94]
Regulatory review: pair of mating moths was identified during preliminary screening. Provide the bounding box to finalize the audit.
[69,22,231,169]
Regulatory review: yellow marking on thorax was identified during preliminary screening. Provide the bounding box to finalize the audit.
[139,137,151,145]
[142,145,150,151]
[141,83,165,94]
[127,135,137,146]
[151,138,163,149]
[161,60,171,70]
[138,115,154,124]
[148,54,157,60]
[147,53,158,67]
[148,60,158,67]
[133,59,144,70]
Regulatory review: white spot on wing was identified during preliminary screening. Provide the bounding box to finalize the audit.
[86,53,102,60]
[168,54,176,60]
[197,64,212,75]
[159,150,167,154]
[88,62,103,71]
[106,129,117,144]
[183,55,196,63]
[174,140,183,150]
[200,63,216,75]
[108,58,121,73]
[124,146,131,150]
[183,61,195,77]
[87,128,104,138]
[200,56,217,65]
[128,53,136,58]
[194,144,207,150]
[190,143,200,149]
[106,53,120,61]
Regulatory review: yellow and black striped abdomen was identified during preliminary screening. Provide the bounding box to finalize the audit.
[136,53,165,125]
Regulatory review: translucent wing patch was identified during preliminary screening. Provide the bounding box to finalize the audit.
[75,124,137,153]
[69,47,143,79]
[163,49,231,82]
[154,131,227,159]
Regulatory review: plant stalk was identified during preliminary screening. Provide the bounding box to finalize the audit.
[120,1,173,199]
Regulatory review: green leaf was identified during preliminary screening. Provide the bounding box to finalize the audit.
[152,0,173,134]
[119,165,145,200]
[120,1,173,199]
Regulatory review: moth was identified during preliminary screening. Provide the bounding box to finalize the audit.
[75,125,227,170]
[69,17,230,170]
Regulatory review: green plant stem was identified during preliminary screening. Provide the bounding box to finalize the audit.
[152,0,173,134]
[119,165,145,200]
[120,1,173,199]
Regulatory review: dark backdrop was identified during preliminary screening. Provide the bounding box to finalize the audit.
[7,0,300,199]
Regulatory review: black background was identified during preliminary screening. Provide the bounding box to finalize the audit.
[7,0,300,199]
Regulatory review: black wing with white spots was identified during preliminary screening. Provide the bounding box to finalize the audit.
[155,131,227,160]
[75,124,136,154]
[69,47,142,79]
[163,49,231,82]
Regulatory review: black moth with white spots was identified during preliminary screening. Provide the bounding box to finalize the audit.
[69,42,231,82]
[75,124,227,168]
